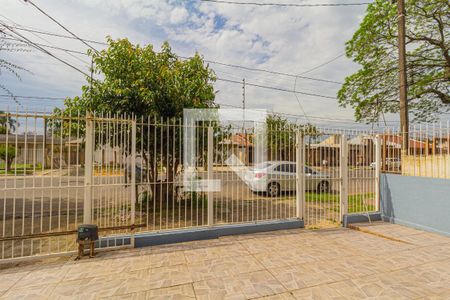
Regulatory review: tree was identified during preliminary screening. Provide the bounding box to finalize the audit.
[0,145,15,170]
[266,114,320,160]
[0,31,29,98]
[0,111,17,134]
[56,38,217,205]
[338,0,450,123]
[55,38,216,119]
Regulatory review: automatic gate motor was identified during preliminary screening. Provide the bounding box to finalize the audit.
[76,224,98,260]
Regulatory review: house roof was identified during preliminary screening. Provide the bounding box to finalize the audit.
[309,134,341,149]
[0,134,70,144]
[381,134,427,149]
[348,135,374,146]
[220,133,253,147]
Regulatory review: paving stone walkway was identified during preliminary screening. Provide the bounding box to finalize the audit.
[1,222,450,299]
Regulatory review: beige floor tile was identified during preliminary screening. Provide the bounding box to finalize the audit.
[0,270,29,295]
[113,265,193,295]
[291,280,367,299]
[144,284,196,299]
[3,223,450,299]
[419,288,450,300]
[193,270,286,300]
[253,249,316,269]
[269,261,349,291]
[107,283,196,300]
[401,233,450,247]
[50,275,127,299]
[148,251,186,268]
[1,283,57,300]
[188,254,264,282]
[184,243,249,264]
[113,255,152,272]
[62,260,126,281]
[239,237,308,255]
[406,260,450,294]
[254,292,296,299]
[352,269,433,299]
[12,266,69,289]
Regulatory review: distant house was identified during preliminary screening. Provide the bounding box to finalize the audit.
[308,134,375,167]
[219,133,253,165]
[348,135,375,166]
[0,134,51,166]
[432,137,450,155]
[307,135,341,166]
[0,134,125,169]
[64,138,125,166]
[380,134,428,156]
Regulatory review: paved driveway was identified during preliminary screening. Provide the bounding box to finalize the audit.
[1,222,450,299]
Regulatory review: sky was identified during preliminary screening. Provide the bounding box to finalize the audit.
[0,0,401,129]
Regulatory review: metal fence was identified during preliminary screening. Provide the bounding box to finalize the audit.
[380,123,450,179]
[1,111,382,259]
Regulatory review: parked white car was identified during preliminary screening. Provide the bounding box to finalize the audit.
[244,161,331,197]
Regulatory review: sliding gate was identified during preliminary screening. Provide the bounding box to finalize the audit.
[0,112,380,260]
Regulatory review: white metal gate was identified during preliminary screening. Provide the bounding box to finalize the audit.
[299,131,380,227]
[0,111,380,260]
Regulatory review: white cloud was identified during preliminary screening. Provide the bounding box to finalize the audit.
[0,0,396,127]
[170,7,189,24]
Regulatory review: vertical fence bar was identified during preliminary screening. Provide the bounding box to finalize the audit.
[207,126,214,226]
[296,132,304,220]
[340,134,348,222]
[130,118,137,246]
[83,114,94,224]
[375,134,381,212]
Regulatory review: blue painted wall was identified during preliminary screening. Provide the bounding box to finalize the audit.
[381,174,450,236]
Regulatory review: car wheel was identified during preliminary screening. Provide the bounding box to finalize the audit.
[267,182,280,197]
[317,181,330,193]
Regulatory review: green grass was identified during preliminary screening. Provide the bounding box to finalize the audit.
[305,192,374,203]
[282,192,376,213]
[0,163,41,175]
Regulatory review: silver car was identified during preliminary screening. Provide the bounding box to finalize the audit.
[244,161,331,197]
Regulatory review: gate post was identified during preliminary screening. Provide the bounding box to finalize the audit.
[130,118,137,246]
[207,126,214,226]
[296,132,305,220]
[83,114,94,224]
[339,134,348,222]
[374,134,381,212]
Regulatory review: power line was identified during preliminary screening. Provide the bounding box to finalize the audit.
[3,25,108,46]
[1,36,88,56]
[0,23,90,77]
[293,75,311,123]
[0,95,371,124]
[0,14,90,66]
[217,103,398,125]
[201,0,372,7]
[23,0,99,53]
[298,53,345,75]
[198,59,343,84]
[216,77,337,100]
[4,24,342,85]
[0,94,68,100]
[0,94,407,125]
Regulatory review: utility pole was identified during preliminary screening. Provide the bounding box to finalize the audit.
[242,78,246,128]
[242,78,247,164]
[397,0,409,150]
[90,58,94,102]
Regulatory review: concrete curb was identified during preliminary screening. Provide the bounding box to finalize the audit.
[342,212,382,228]
[135,219,304,248]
